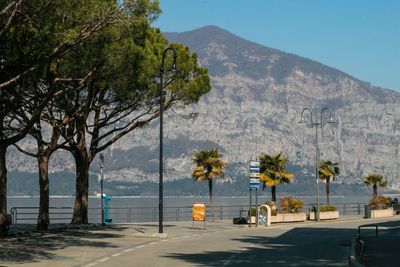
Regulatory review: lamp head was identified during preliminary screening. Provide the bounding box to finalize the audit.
[99,153,104,167]
[168,54,179,72]
[298,117,307,124]
[327,115,336,124]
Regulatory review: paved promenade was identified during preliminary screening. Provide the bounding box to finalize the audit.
[1,215,399,266]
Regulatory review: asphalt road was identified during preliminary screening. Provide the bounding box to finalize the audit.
[89,219,369,267]
[2,217,398,267]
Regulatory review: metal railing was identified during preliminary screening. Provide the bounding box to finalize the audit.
[10,202,366,224]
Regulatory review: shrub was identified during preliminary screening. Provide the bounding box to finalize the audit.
[249,208,257,217]
[369,196,390,210]
[312,205,337,212]
[249,206,278,216]
[278,196,304,213]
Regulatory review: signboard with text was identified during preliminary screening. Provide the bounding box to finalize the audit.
[249,161,261,189]
[193,203,206,221]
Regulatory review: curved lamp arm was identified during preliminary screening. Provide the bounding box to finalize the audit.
[298,107,313,125]
[320,107,336,126]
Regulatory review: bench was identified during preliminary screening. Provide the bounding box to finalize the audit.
[392,203,400,215]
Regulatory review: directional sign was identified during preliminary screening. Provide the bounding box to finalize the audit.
[250,172,260,178]
[250,183,261,189]
[249,178,260,184]
[250,161,259,170]
[250,161,260,167]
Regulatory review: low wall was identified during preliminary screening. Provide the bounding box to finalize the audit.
[370,207,393,219]
[309,211,339,220]
[270,213,306,223]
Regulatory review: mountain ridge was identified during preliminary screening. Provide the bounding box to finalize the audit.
[7,25,400,196]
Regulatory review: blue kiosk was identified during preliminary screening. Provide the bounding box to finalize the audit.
[102,195,112,224]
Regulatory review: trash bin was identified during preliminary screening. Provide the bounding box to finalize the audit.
[364,204,371,219]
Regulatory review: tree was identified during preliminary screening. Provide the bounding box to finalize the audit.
[363,174,387,199]
[259,152,293,202]
[43,1,210,224]
[191,147,228,221]
[318,161,339,206]
[3,0,211,228]
[0,0,116,235]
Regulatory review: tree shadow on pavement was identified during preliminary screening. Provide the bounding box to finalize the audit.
[163,227,355,266]
[0,227,124,265]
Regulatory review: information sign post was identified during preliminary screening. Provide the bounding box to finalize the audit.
[192,203,206,230]
[249,161,260,227]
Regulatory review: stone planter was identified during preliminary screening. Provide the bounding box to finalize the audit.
[270,212,306,223]
[309,210,339,220]
[365,207,393,219]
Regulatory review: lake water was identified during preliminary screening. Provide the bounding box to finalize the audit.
[7,194,379,210]
[9,194,396,223]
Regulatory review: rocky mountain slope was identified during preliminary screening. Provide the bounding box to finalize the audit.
[8,25,400,194]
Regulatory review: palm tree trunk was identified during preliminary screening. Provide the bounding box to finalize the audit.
[373,184,377,199]
[208,178,214,221]
[326,178,330,206]
[271,186,276,202]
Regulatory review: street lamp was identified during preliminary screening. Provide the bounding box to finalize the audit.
[159,47,178,234]
[298,107,336,222]
[99,153,105,225]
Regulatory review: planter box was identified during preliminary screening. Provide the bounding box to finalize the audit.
[309,211,339,220]
[270,213,306,223]
[366,207,393,219]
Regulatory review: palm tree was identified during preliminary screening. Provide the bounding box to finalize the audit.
[363,174,387,199]
[318,161,340,206]
[259,152,293,202]
[191,147,228,221]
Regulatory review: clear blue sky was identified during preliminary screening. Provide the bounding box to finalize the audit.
[153,0,400,92]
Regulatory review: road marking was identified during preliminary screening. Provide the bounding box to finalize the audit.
[112,252,122,257]
[97,257,110,263]
[83,263,97,267]
[123,248,134,252]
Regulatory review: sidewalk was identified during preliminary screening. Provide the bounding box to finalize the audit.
[2,220,245,266]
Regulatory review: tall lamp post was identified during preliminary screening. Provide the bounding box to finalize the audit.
[298,107,336,222]
[99,153,105,225]
[159,47,178,234]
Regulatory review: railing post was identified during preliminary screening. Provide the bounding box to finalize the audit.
[220,207,223,220]
[153,208,157,222]
[343,203,346,215]
[358,204,361,215]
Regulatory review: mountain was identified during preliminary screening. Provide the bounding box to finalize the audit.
[8,25,400,196]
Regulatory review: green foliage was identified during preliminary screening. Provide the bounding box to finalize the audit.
[191,147,228,182]
[312,205,337,212]
[259,152,293,201]
[369,196,390,210]
[278,196,303,213]
[363,173,388,198]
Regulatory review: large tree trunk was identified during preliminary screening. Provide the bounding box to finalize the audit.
[271,186,276,202]
[208,178,214,221]
[37,155,50,230]
[71,149,89,224]
[0,145,11,237]
[373,184,377,199]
